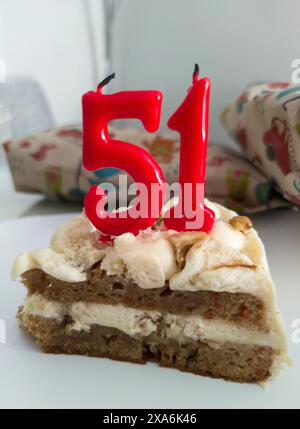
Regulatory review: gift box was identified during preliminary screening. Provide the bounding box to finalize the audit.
[221,82,300,207]
[2,125,286,213]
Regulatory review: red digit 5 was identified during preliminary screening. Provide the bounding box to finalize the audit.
[82,87,166,237]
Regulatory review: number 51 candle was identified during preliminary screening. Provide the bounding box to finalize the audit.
[82,65,215,238]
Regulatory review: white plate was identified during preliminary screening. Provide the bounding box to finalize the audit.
[0,211,299,409]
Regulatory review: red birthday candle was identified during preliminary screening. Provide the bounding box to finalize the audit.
[82,74,166,238]
[164,64,215,232]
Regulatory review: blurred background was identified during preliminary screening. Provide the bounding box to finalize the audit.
[1,0,300,218]
[1,0,300,141]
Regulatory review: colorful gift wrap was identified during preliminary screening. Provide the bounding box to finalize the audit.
[221,82,300,207]
[2,125,286,213]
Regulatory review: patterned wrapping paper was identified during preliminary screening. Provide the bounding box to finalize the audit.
[2,125,287,214]
[221,82,300,207]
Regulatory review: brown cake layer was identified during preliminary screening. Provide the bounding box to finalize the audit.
[22,267,266,330]
[18,308,274,383]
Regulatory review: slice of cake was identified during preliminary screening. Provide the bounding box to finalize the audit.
[12,199,288,383]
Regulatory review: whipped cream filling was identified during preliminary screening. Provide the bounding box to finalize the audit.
[22,293,284,350]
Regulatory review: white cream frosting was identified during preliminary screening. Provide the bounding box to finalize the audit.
[11,199,266,289]
[12,215,105,283]
[21,293,285,350]
[102,231,177,289]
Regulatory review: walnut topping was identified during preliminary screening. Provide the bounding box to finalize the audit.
[229,216,253,235]
[168,232,208,270]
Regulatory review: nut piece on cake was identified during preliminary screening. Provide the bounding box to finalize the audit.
[12,200,288,384]
[229,216,253,235]
[169,231,208,269]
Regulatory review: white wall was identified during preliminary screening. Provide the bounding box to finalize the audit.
[1,0,300,144]
[0,0,106,126]
[112,0,300,143]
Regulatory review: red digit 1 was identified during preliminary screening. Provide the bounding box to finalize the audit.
[82,78,165,237]
[164,75,215,232]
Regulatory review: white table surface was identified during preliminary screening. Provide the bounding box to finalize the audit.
[0,165,81,221]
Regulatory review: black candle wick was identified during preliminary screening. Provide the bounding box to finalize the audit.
[97,73,116,90]
[193,63,200,82]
